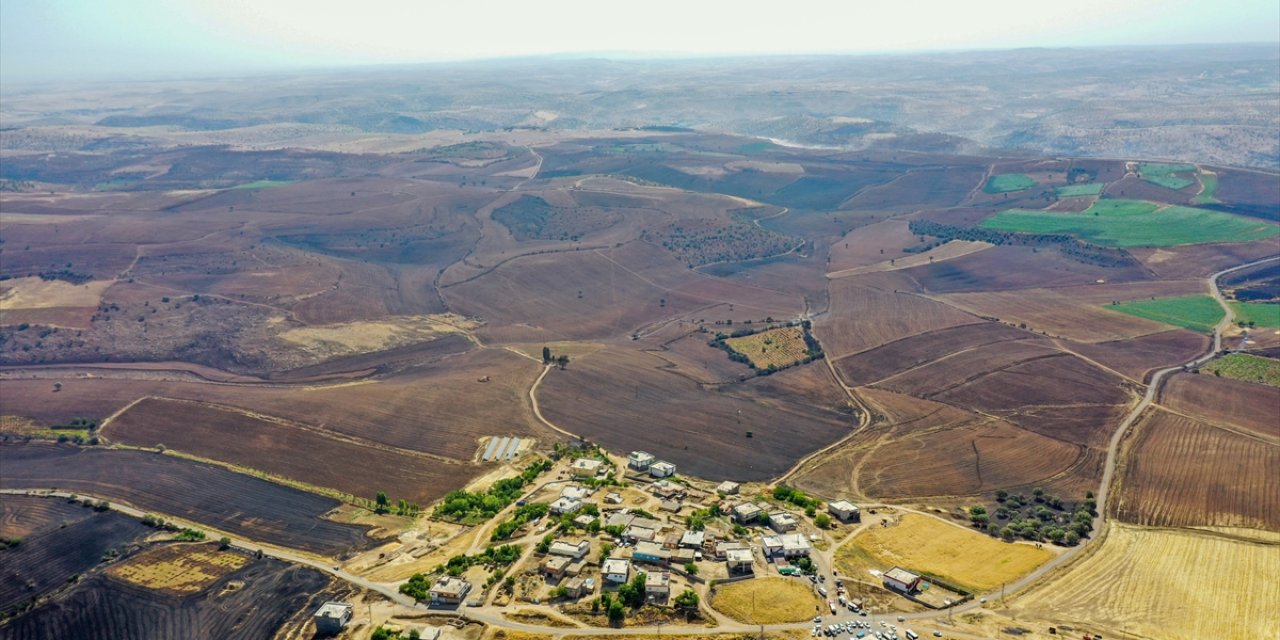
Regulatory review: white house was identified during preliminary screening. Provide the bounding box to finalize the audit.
[733,502,764,524]
[768,511,799,532]
[761,533,812,558]
[572,458,604,477]
[549,496,582,515]
[649,461,677,478]
[641,570,671,602]
[883,567,922,593]
[679,530,705,549]
[716,481,740,495]
[828,499,860,522]
[560,485,591,501]
[725,547,754,574]
[603,557,631,583]
[549,539,590,559]
[628,451,656,471]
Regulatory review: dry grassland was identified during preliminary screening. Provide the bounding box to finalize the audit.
[835,513,1053,593]
[109,544,249,593]
[1012,524,1280,640]
[0,277,113,310]
[827,240,992,279]
[724,326,810,369]
[277,313,474,356]
[712,577,822,624]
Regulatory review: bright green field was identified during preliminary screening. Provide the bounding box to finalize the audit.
[1055,183,1105,197]
[1105,295,1224,333]
[981,199,1280,247]
[984,173,1037,194]
[1204,353,1280,387]
[1193,173,1220,205]
[1143,175,1196,190]
[230,179,294,190]
[1230,302,1280,328]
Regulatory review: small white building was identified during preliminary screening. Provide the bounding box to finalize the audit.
[679,530,705,549]
[313,601,353,635]
[649,461,677,478]
[560,485,591,501]
[549,496,582,515]
[828,499,860,522]
[716,481,740,495]
[733,502,764,524]
[761,533,812,558]
[549,539,591,559]
[428,577,471,605]
[603,557,631,583]
[768,511,799,533]
[604,492,624,504]
[725,547,754,574]
[641,570,671,602]
[628,451,656,471]
[883,567,922,593]
[572,458,604,477]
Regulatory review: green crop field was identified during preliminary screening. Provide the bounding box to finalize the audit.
[984,173,1037,194]
[1204,353,1280,387]
[1055,183,1105,197]
[981,199,1280,247]
[1230,302,1280,328]
[1193,172,1220,205]
[1105,295,1225,333]
[1138,162,1197,190]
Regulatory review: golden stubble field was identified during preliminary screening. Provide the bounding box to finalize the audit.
[835,513,1055,593]
[711,577,823,624]
[1012,523,1280,639]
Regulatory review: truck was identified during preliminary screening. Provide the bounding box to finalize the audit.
[906,631,919,640]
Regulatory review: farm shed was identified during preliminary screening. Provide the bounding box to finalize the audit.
[828,500,860,522]
[883,567,922,594]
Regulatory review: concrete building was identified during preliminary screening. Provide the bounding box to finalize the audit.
[768,511,799,532]
[650,479,683,499]
[603,557,631,583]
[429,577,471,605]
[573,514,595,528]
[828,499,861,523]
[628,451,656,471]
[624,524,657,543]
[672,547,697,565]
[542,555,572,578]
[714,541,749,560]
[549,496,582,515]
[549,539,591,559]
[564,576,595,599]
[659,499,681,513]
[632,540,671,564]
[560,485,591,501]
[883,567,922,594]
[572,458,604,477]
[680,530,705,549]
[605,492,624,504]
[641,570,671,602]
[761,533,812,558]
[725,547,754,574]
[649,461,677,478]
[313,601,353,635]
[605,511,636,529]
[733,502,764,524]
[716,481,740,495]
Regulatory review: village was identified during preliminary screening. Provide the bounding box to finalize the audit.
[315,442,996,640]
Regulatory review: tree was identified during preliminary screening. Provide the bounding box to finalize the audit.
[537,534,553,554]
[674,588,699,609]
[607,600,626,624]
[542,346,552,364]
[218,536,231,550]
[684,562,698,575]
[375,491,390,514]
[814,513,832,529]
[556,354,570,369]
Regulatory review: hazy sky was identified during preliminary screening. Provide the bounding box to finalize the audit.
[3,0,1278,80]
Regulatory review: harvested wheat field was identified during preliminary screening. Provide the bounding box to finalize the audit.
[835,513,1054,593]
[1161,372,1280,439]
[711,577,823,624]
[819,272,980,359]
[108,544,250,594]
[1113,409,1279,535]
[1012,524,1279,640]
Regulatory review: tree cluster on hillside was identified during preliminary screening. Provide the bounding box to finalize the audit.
[707,320,824,376]
[490,501,550,541]
[645,221,803,267]
[772,484,821,511]
[426,543,523,579]
[907,219,1139,268]
[433,459,553,523]
[972,488,1096,545]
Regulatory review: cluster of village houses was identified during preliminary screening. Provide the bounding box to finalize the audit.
[316,449,868,633]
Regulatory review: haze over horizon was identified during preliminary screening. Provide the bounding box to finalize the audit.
[2,0,1278,82]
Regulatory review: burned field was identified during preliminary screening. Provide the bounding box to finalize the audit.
[1114,409,1278,534]
[104,397,471,504]
[0,443,376,556]
[0,494,92,539]
[0,552,336,640]
[0,496,150,615]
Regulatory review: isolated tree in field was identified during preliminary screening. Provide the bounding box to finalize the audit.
[375,491,390,513]
[542,346,552,364]
[556,355,569,369]
[218,536,231,550]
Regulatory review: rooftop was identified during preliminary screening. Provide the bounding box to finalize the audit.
[884,567,921,583]
[829,499,859,511]
[315,601,352,618]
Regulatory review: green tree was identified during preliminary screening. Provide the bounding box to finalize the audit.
[674,588,699,608]
[218,536,231,550]
[684,562,698,575]
[542,346,552,364]
[375,491,390,514]
[814,513,832,528]
[608,600,626,624]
